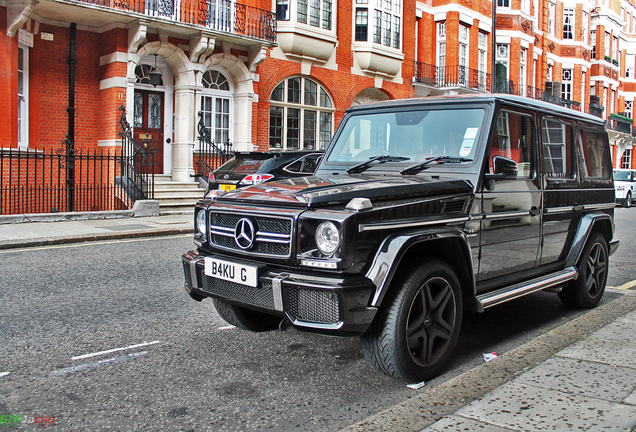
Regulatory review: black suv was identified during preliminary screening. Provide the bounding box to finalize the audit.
[183,94,619,381]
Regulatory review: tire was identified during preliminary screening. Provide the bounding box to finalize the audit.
[623,192,632,208]
[212,298,281,332]
[559,232,609,308]
[360,259,463,382]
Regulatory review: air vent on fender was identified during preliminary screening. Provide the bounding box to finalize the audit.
[442,198,467,213]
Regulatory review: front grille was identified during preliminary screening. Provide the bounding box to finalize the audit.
[288,288,340,324]
[201,276,275,309]
[209,212,292,257]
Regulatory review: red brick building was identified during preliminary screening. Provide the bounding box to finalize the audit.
[1,0,635,214]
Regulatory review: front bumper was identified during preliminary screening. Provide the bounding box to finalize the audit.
[182,250,378,336]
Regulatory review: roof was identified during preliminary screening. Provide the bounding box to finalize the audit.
[348,94,606,126]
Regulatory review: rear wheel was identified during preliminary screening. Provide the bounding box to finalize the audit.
[360,259,463,382]
[212,298,281,332]
[559,232,608,308]
[624,191,632,208]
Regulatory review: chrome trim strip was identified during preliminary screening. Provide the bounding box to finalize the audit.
[189,258,204,289]
[288,316,344,330]
[584,203,615,211]
[358,216,469,232]
[272,274,287,312]
[255,235,290,244]
[483,210,535,220]
[477,267,577,310]
[544,206,573,214]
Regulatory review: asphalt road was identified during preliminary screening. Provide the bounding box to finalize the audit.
[0,209,633,431]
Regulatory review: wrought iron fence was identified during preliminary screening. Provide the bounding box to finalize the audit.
[0,108,155,216]
[1,146,127,215]
[76,0,276,41]
[195,111,233,180]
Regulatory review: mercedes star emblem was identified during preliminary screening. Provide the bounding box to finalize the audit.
[234,218,255,249]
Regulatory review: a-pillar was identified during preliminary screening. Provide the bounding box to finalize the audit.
[172,82,196,182]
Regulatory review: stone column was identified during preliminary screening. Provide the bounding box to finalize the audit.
[172,81,196,182]
[233,91,256,151]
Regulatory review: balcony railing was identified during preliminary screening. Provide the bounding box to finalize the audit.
[75,0,276,41]
[608,113,635,136]
[414,62,491,93]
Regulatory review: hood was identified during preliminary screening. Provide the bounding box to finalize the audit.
[215,175,474,208]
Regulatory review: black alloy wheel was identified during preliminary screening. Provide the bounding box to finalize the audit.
[559,232,608,308]
[360,259,462,382]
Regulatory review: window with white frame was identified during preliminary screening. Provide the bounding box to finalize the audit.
[497,0,510,7]
[459,24,468,68]
[615,36,620,66]
[625,100,633,118]
[437,22,446,69]
[622,149,632,169]
[17,45,29,150]
[563,8,574,39]
[627,54,634,78]
[520,48,527,93]
[591,30,596,59]
[582,11,588,44]
[200,70,232,145]
[478,32,488,90]
[548,2,555,35]
[354,0,401,49]
[297,0,332,30]
[581,71,586,105]
[269,77,334,150]
[276,0,290,20]
[521,0,529,14]
[547,64,552,81]
[562,69,573,100]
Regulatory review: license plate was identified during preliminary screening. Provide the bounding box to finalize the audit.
[219,184,236,192]
[204,257,258,287]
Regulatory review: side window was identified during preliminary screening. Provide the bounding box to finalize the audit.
[488,110,535,178]
[542,118,575,179]
[578,128,610,179]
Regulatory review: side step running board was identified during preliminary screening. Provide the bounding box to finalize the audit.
[475,267,578,312]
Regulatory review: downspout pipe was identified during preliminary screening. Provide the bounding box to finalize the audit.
[67,22,76,211]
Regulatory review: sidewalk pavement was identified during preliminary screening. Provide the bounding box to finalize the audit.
[1,211,635,432]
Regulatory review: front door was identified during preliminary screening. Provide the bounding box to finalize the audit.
[478,108,542,284]
[134,90,164,174]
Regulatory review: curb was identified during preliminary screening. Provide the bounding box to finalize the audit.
[0,227,194,250]
[340,291,636,432]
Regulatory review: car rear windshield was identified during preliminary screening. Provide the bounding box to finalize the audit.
[217,155,274,174]
[326,107,487,165]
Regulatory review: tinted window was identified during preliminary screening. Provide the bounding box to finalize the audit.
[217,157,271,174]
[542,118,575,178]
[579,129,610,179]
[614,170,633,181]
[489,111,534,179]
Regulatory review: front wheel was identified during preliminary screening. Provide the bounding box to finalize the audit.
[212,298,281,332]
[360,259,463,382]
[559,232,608,308]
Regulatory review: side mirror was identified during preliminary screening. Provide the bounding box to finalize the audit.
[483,156,518,190]
[492,155,518,178]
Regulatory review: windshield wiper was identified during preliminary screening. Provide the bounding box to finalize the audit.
[400,156,473,175]
[346,155,410,174]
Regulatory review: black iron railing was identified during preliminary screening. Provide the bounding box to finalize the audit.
[195,111,233,180]
[75,0,276,42]
[0,146,124,215]
[414,62,491,93]
[118,106,155,202]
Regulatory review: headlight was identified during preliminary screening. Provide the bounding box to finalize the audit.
[196,210,207,234]
[315,222,340,255]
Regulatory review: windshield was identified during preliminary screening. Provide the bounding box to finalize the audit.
[614,171,633,181]
[326,107,486,166]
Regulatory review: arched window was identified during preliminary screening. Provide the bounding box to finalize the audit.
[135,64,163,87]
[201,70,233,144]
[269,77,334,150]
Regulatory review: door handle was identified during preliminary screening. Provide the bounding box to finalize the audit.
[529,207,540,216]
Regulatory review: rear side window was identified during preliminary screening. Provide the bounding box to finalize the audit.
[578,129,610,179]
[542,118,575,179]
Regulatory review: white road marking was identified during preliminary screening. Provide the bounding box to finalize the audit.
[0,372,9,377]
[218,325,236,330]
[52,351,148,376]
[71,340,160,361]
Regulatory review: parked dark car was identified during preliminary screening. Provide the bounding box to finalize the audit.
[184,94,618,382]
[205,151,323,198]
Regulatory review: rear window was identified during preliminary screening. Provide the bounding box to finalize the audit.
[578,129,610,179]
[217,156,272,174]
